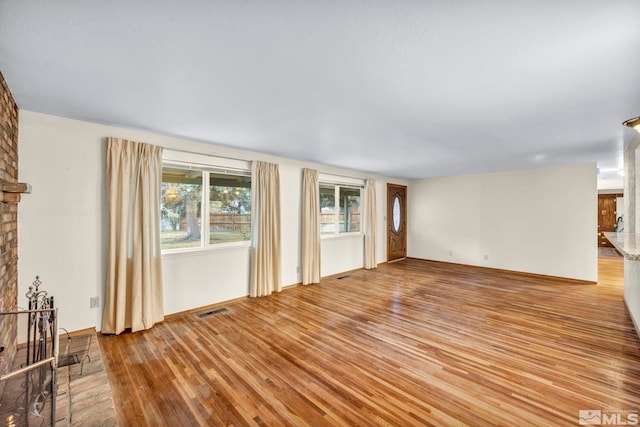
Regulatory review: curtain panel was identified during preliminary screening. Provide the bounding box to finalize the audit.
[302,168,321,284]
[102,137,164,335]
[250,161,282,297]
[364,178,377,269]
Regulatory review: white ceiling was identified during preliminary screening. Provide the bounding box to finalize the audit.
[1,1,639,186]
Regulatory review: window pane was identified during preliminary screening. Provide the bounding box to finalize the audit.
[210,173,251,244]
[161,167,202,250]
[320,184,336,235]
[339,187,361,233]
[392,196,401,232]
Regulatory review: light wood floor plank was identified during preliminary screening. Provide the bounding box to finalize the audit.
[99,256,640,426]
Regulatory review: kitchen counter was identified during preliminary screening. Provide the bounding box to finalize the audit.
[603,232,640,260]
[604,231,640,339]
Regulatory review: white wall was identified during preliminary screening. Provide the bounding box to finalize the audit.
[321,235,365,277]
[407,164,598,282]
[18,111,405,335]
[616,197,624,225]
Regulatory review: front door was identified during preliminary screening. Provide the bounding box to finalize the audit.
[598,194,622,247]
[387,184,407,262]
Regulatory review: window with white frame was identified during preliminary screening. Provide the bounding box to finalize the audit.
[320,183,361,236]
[209,172,251,244]
[161,162,251,251]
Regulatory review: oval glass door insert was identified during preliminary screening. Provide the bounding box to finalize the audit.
[392,196,401,232]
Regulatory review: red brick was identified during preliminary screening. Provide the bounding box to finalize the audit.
[0,70,19,377]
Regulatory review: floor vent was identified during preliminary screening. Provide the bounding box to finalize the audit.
[336,275,350,280]
[196,307,229,318]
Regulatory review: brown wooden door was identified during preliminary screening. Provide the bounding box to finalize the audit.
[387,184,407,262]
[598,194,622,247]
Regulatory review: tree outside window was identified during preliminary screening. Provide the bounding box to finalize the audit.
[161,167,252,250]
[339,187,360,233]
[161,168,202,249]
[209,173,251,244]
[320,184,336,235]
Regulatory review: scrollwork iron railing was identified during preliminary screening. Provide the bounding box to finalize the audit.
[0,276,58,426]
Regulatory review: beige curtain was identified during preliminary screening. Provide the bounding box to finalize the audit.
[102,137,164,335]
[364,178,377,269]
[302,168,321,284]
[250,161,282,297]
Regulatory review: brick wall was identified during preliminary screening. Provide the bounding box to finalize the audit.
[0,71,19,376]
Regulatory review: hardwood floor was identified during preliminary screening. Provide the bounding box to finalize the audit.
[99,257,640,426]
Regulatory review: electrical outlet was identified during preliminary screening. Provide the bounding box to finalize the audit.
[449,250,453,256]
[484,254,489,261]
[90,296,99,309]
[296,266,300,273]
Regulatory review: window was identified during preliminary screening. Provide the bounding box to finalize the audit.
[320,183,361,236]
[161,166,251,251]
[161,167,203,250]
[320,184,336,235]
[339,186,361,233]
[209,173,251,244]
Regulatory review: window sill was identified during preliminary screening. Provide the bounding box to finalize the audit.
[321,233,364,240]
[162,241,251,259]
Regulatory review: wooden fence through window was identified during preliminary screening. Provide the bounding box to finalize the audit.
[210,213,251,233]
[320,212,361,232]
